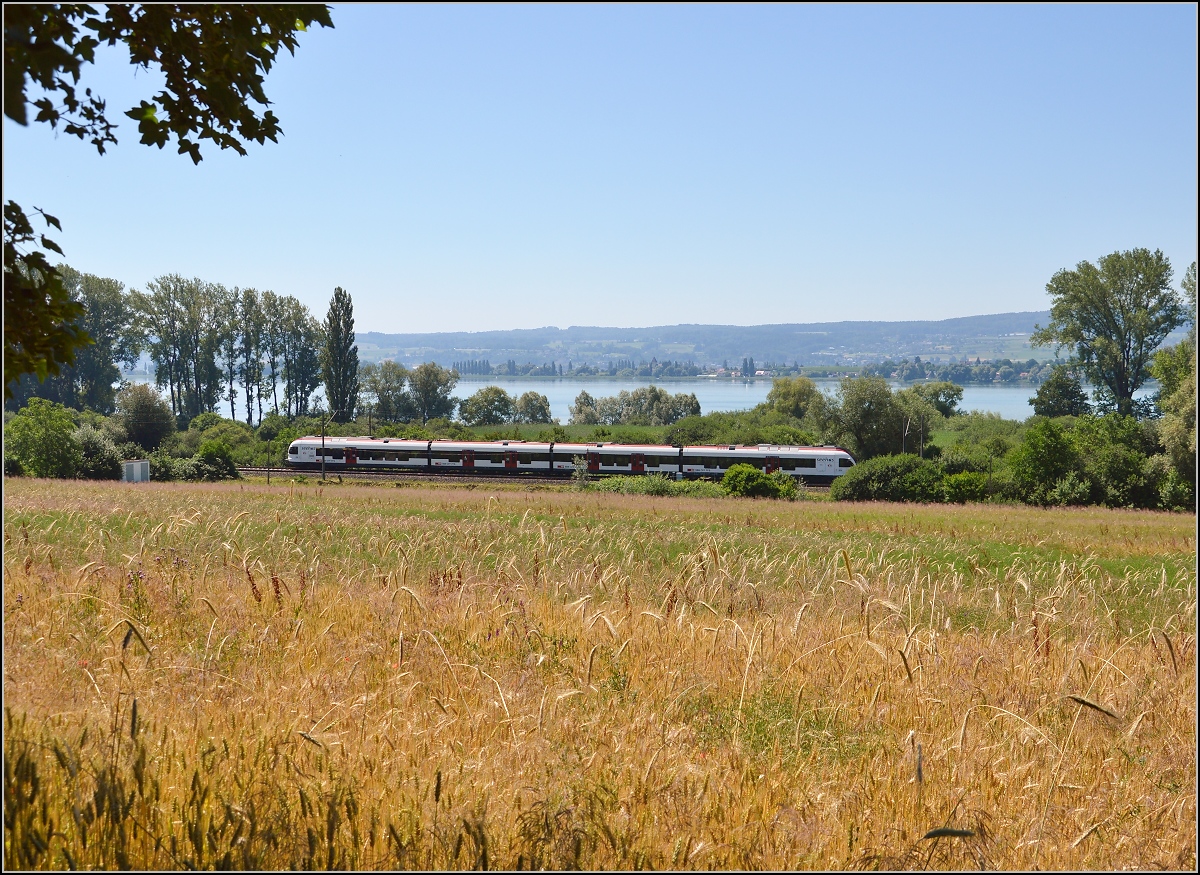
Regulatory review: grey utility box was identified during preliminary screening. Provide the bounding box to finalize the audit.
[122,459,150,483]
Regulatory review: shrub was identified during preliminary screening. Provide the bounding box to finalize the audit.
[75,425,123,480]
[1070,415,1157,508]
[591,475,725,499]
[256,412,289,442]
[115,441,147,460]
[830,454,944,503]
[148,448,180,481]
[1047,472,1091,507]
[1157,468,1195,512]
[197,420,258,465]
[1008,418,1080,505]
[938,446,991,476]
[197,440,238,480]
[3,398,81,478]
[721,464,797,500]
[187,412,225,432]
[942,471,988,504]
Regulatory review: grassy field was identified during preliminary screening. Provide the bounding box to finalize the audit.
[3,477,1195,870]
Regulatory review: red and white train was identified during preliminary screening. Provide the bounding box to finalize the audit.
[286,437,855,485]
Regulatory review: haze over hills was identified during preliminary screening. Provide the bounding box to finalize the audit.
[358,311,1065,368]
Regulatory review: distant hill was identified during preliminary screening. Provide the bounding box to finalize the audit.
[358,311,1072,368]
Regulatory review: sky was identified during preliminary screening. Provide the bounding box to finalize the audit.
[4,4,1196,334]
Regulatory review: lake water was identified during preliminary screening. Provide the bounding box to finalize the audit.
[456,377,1152,423]
[124,373,1152,424]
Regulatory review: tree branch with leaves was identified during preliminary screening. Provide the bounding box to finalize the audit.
[3,3,333,398]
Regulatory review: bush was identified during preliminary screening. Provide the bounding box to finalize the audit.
[187,412,225,432]
[147,444,239,482]
[830,454,944,503]
[1008,419,1080,505]
[114,441,147,460]
[938,446,991,476]
[1070,415,1157,508]
[591,475,725,499]
[942,471,988,504]
[256,412,289,442]
[197,420,257,465]
[75,425,123,480]
[1157,468,1195,512]
[3,398,82,478]
[721,464,797,500]
[1046,472,1092,507]
[148,448,180,481]
[197,440,238,480]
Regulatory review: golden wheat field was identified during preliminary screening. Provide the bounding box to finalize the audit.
[3,477,1196,870]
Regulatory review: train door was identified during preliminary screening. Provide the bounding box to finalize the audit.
[462,449,474,470]
[765,455,780,474]
[587,451,600,473]
[345,447,358,466]
[504,450,518,469]
[631,452,645,474]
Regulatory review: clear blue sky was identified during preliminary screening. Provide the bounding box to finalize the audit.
[4,4,1196,333]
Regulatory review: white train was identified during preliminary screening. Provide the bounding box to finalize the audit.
[286,437,855,485]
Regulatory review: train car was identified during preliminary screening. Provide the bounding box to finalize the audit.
[680,444,854,485]
[285,436,855,484]
[287,437,430,471]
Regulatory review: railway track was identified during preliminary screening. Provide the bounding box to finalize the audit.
[236,466,831,491]
[237,466,570,484]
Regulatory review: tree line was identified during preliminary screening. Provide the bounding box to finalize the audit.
[5,266,327,423]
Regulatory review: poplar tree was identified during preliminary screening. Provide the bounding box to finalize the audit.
[321,287,359,422]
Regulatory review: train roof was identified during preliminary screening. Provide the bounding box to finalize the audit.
[289,435,852,456]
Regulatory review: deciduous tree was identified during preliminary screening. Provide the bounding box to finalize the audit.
[569,391,599,425]
[460,386,515,426]
[514,391,553,424]
[767,375,823,420]
[5,264,137,412]
[406,362,458,425]
[113,382,175,452]
[1031,248,1185,417]
[1030,365,1091,418]
[830,376,904,460]
[358,360,410,423]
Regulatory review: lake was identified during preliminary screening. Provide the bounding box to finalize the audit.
[454,377,1154,423]
[123,373,1153,424]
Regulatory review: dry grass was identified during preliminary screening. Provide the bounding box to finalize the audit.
[3,478,1195,870]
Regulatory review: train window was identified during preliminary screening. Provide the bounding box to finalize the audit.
[289,446,298,455]
[839,458,854,467]
[797,458,816,468]
[518,453,532,464]
[432,452,461,462]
